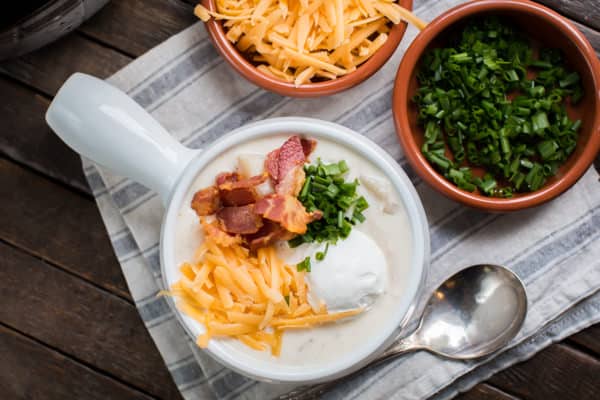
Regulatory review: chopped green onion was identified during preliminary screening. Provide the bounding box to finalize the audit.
[450,52,472,63]
[323,163,341,176]
[337,210,344,228]
[315,244,329,261]
[338,160,349,173]
[520,159,534,169]
[326,183,340,198]
[538,140,558,160]
[354,196,369,212]
[532,112,550,132]
[299,176,311,198]
[479,178,497,193]
[504,69,519,82]
[296,257,311,272]
[559,72,580,88]
[352,211,366,224]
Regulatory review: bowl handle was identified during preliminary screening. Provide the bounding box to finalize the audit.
[46,73,198,206]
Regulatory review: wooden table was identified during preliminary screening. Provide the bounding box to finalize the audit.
[1,1,599,399]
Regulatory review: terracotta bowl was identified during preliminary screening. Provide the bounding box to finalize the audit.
[202,0,413,97]
[393,0,600,212]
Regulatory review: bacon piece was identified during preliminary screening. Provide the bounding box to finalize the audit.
[216,172,239,186]
[218,173,268,191]
[244,220,295,252]
[191,186,220,216]
[201,219,241,247]
[277,166,305,197]
[300,138,317,158]
[254,194,322,234]
[220,187,256,207]
[265,149,280,182]
[216,205,263,234]
[276,136,307,182]
[265,136,315,196]
[218,173,269,206]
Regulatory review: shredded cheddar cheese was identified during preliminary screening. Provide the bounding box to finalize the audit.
[164,220,362,355]
[194,0,427,86]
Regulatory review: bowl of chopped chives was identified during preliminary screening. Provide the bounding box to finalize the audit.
[392,0,600,212]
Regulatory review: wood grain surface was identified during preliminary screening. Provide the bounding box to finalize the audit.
[79,0,196,57]
[0,326,152,400]
[0,34,131,97]
[487,344,600,400]
[536,0,600,31]
[0,78,92,193]
[0,240,182,400]
[569,324,600,357]
[455,384,519,400]
[0,1,599,399]
[0,159,128,297]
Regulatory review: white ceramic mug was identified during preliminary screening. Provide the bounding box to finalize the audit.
[46,72,429,383]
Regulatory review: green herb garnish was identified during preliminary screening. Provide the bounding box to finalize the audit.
[413,17,583,197]
[289,159,368,254]
[296,256,312,272]
[315,243,330,261]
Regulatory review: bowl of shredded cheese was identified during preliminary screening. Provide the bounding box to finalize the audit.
[195,0,425,97]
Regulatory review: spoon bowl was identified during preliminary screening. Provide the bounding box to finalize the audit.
[394,264,527,359]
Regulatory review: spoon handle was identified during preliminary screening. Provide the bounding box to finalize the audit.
[277,336,418,400]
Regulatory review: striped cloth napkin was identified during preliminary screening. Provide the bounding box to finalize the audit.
[81,1,600,398]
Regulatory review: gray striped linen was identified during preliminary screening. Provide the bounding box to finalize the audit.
[80,1,600,398]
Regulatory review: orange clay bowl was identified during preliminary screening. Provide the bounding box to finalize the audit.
[202,0,412,97]
[393,0,600,212]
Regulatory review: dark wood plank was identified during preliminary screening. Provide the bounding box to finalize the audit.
[569,323,600,357]
[487,344,600,400]
[0,33,131,97]
[455,383,520,400]
[572,21,600,55]
[0,78,90,193]
[0,325,152,400]
[0,241,182,400]
[537,0,600,31]
[79,0,196,57]
[0,158,128,298]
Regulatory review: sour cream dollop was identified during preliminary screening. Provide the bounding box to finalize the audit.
[305,229,387,312]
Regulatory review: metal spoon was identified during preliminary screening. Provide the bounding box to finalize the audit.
[281,264,528,400]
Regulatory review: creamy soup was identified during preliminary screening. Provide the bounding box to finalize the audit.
[174,135,413,368]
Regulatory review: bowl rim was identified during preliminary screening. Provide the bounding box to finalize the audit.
[201,0,413,97]
[392,0,600,212]
[160,117,430,383]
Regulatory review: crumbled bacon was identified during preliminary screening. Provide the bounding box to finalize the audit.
[265,149,280,182]
[254,194,322,234]
[216,172,239,186]
[217,173,268,206]
[277,166,305,197]
[300,138,317,158]
[216,204,263,234]
[219,187,256,207]
[265,136,315,196]
[191,186,220,216]
[201,219,241,247]
[244,220,294,252]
